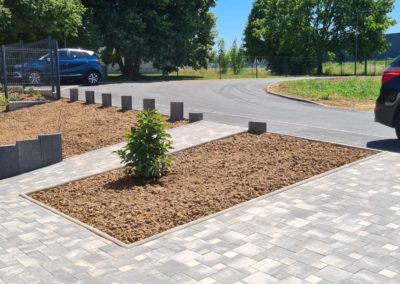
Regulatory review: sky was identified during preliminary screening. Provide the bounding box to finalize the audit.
[212,0,400,49]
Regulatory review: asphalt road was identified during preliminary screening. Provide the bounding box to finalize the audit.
[61,78,400,151]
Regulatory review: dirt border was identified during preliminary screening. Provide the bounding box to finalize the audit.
[20,131,383,249]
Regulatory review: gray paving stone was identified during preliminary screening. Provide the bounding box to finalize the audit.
[0,125,399,283]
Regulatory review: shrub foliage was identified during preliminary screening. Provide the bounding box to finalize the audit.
[116,109,173,179]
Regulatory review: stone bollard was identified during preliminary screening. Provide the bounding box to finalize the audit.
[102,93,112,107]
[189,113,203,123]
[248,121,267,135]
[70,88,79,102]
[85,91,95,104]
[143,98,155,110]
[170,102,184,121]
[0,145,20,179]
[17,139,42,174]
[39,134,62,167]
[121,96,132,111]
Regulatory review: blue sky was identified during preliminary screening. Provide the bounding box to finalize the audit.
[213,0,400,49]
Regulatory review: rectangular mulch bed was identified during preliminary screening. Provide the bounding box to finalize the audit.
[0,99,184,158]
[30,133,376,245]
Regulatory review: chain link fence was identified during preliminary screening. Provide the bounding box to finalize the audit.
[0,38,60,99]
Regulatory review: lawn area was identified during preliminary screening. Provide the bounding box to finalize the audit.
[269,77,381,111]
[107,67,284,81]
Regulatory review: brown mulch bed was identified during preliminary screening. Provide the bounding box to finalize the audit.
[30,133,375,244]
[0,99,185,158]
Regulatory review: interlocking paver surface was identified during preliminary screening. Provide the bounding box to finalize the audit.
[0,122,399,283]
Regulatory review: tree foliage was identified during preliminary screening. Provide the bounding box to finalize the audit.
[0,0,10,42]
[80,0,216,77]
[2,0,85,43]
[217,38,229,74]
[229,39,246,74]
[244,0,396,74]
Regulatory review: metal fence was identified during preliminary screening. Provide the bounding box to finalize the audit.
[0,38,60,99]
[174,56,395,79]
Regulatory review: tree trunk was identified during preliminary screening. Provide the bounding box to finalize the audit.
[364,58,368,76]
[316,54,323,75]
[115,50,141,78]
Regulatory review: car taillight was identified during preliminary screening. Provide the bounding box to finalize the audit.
[382,70,400,84]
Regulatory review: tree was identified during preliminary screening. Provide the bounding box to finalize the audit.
[81,0,216,78]
[244,0,396,75]
[229,38,246,74]
[217,38,229,74]
[2,0,85,43]
[0,1,10,42]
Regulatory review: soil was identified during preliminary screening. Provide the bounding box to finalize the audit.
[268,83,376,111]
[0,99,185,158]
[0,91,52,112]
[30,133,375,244]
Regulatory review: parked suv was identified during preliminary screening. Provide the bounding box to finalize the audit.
[14,48,103,86]
[375,56,400,138]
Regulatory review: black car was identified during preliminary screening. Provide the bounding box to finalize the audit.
[375,56,400,138]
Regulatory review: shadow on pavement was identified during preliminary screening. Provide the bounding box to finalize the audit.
[367,139,400,153]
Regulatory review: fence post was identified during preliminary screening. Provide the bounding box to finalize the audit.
[219,54,222,80]
[48,37,55,94]
[20,40,26,91]
[53,40,61,100]
[341,61,344,76]
[1,45,8,100]
[255,57,258,79]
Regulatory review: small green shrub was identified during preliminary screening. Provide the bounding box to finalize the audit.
[115,109,173,179]
[0,95,8,106]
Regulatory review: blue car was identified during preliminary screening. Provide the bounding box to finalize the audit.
[13,48,104,86]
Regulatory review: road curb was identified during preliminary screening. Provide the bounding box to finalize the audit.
[266,83,335,108]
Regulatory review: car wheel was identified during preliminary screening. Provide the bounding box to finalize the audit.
[395,114,400,139]
[27,71,41,85]
[86,71,100,86]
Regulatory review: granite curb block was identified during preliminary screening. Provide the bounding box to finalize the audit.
[143,98,156,110]
[102,93,112,107]
[85,91,95,104]
[0,145,20,179]
[189,113,203,123]
[20,127,381,249]
[170,102,184,121]
[0,134,62,180]
[121,96,132,111]
[69,88,79,102]
[7,101,49,112]
[248,121,267,134]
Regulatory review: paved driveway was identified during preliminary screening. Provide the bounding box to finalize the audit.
[62,78,399,150]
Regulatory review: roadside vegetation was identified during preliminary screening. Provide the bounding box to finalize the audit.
[270,77,381,111]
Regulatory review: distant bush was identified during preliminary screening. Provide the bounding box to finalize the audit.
[116,109,173,179]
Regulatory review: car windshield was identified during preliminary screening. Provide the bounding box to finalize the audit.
[391,57,400,67]
[39,50,69,60]
[39,53,50,61]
